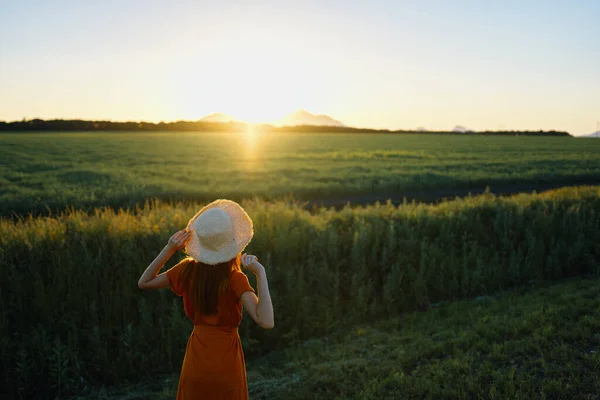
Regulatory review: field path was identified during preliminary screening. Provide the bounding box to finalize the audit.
[301,178,600,208]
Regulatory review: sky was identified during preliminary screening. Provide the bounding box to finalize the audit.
[0,0,599,135]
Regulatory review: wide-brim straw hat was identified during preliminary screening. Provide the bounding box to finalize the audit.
[185,199,254,265]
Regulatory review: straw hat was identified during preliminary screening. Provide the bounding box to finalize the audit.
[185,199,254,265]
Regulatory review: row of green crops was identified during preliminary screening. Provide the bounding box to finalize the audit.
[2,132,600,216]
[1,186,600,398]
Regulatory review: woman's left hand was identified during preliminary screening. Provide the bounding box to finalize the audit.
[167,230,191,252]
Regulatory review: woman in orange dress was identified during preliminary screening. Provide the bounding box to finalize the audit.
[138,199,275,399]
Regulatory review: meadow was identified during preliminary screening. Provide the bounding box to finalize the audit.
[77,275,600,399]
[2,131,600,398]
[1,131,600,216]
[2,186,600,398]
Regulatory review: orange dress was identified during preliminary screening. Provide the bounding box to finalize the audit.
[166,262,255,400]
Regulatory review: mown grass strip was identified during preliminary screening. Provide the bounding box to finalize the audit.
[246,276,600,399]
[72,276,600,399]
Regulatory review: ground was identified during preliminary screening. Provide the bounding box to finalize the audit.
[72,275,600,400]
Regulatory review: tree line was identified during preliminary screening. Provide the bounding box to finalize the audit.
[0,118,571,136]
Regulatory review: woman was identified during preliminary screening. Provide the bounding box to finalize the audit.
[137,199,275,399]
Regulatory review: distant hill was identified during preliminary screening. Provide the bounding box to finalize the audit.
[580,131,600,138]
[452,125,473,133]
[198,113,237,123]
[277,110,345,127]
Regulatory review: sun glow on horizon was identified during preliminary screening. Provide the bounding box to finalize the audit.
[244,124,259,143]
[163,23,336,125]
[239,124,263,172]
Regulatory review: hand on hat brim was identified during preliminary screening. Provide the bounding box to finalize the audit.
[167,229,191,252]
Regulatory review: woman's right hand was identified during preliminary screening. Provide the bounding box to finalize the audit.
[167,229,191,252]
[241,253,264,275]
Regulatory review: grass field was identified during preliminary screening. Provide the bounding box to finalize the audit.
[2,186,599,398]
[73,275,600,399]
[2,131,600,398]
[2,131,600,216]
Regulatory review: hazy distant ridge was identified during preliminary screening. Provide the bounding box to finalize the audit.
[580,131,600,138]
[196,109,346,127]
[276,110,346,127]
[198,113,238,123]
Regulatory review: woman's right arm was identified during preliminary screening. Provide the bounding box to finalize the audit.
[241,254,274,329]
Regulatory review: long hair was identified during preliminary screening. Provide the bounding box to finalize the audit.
[179,254,241,316]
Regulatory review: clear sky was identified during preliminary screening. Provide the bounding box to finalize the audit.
[1,0,598,135]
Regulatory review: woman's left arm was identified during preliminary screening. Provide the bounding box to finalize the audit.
[138,230,190,290]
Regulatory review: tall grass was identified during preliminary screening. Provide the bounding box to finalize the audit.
[1,186,600,398]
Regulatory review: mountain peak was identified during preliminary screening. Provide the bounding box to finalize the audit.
[199,113,237,123]
[290,109,313,117]
[197,109,345,127]
[581,130,600,138]
[452,125,473,133]
[278,110,345,127]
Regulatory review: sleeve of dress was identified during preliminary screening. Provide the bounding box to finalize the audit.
[166,259,187,297]
[230,270,255,300]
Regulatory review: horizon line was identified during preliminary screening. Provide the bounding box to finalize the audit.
[0,117,580,136]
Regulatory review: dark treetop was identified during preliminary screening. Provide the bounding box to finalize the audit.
[0,119,571,136]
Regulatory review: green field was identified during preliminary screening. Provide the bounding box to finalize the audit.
[2,131,600,216]
[74,275,600,399]
[2,131,600,398]
[2,186,599,398]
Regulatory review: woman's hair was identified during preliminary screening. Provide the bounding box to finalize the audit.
[178,254,241,316]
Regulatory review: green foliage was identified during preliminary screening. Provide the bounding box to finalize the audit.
[71,275,600,399]
[1,132,599,216]
[1,186,600,398]
[243,275,600,399]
